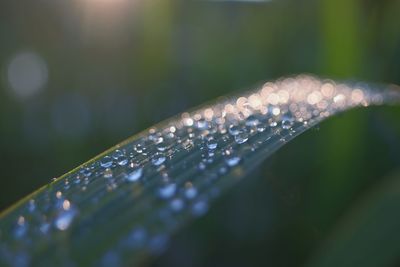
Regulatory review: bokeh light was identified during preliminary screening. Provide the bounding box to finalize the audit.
[6,51,48,99]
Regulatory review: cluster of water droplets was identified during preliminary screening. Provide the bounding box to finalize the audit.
[1,75,399,266]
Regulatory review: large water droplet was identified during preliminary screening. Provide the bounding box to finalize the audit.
[100,156,113,168]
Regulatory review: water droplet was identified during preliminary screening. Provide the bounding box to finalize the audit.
[225,155,241,167]
[245,115,259,126]
[39,222,51,234]
[126,168,143,182]
[13,216,28,239]
[170,198,184,212]
[156,143,167,152]
[191,199,208,217]
[117,156,128,166]
[206,138,218,150]
[100,156,113,168]
[282,117,294,129]
[124,227,147,248]
[103,168,113,178]
[228,125,240,136]
[234,132,249,144]
[28,199,35,212]
[158,183,176,199]
[148,234,169,254]
[152,152,166,166]
[100,251,121,267]
[134,143,145,153]
[196,119,208,129]
[198,162,206,170]
[54,208,77,231]
[184,187,197,199]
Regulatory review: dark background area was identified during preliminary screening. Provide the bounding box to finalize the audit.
[1,0,400,266]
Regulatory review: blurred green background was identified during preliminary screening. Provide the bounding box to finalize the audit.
[1,0,400,266]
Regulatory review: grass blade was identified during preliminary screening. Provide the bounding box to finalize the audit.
[0,75,399,266]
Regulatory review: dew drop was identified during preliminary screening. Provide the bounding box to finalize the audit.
[54,208,77,231]
[184,187,197,199]
[134,143,145,154]
[170,198,184,212]
[152,152,166,166]
[13,216,28,239]
[191,199,209,217]
[124,227,147,248]
[196,119,208,129]
[126,168,143,182]
[103,168,113,178]
[245,115,259,126]
[206,138,218,150]
[234,132,249,144]
[228,125,240,136]
[158,183,176,199]
[100,156,113,168]
[282,117,294,129]
[225,155,241,167]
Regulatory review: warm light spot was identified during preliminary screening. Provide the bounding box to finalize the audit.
[63,200,71,210]
[224,104,235,114]
[351,89,364,103]
[278,90,289,103]
[266,93,279,105]
[248,93,262,109]
[272,107,281,116]
[321,83,335,98]
[307,91,322,105]
[204,108,214,120]
[17,216,25,225]
[236,97,247,109]
[333,94,345,103]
